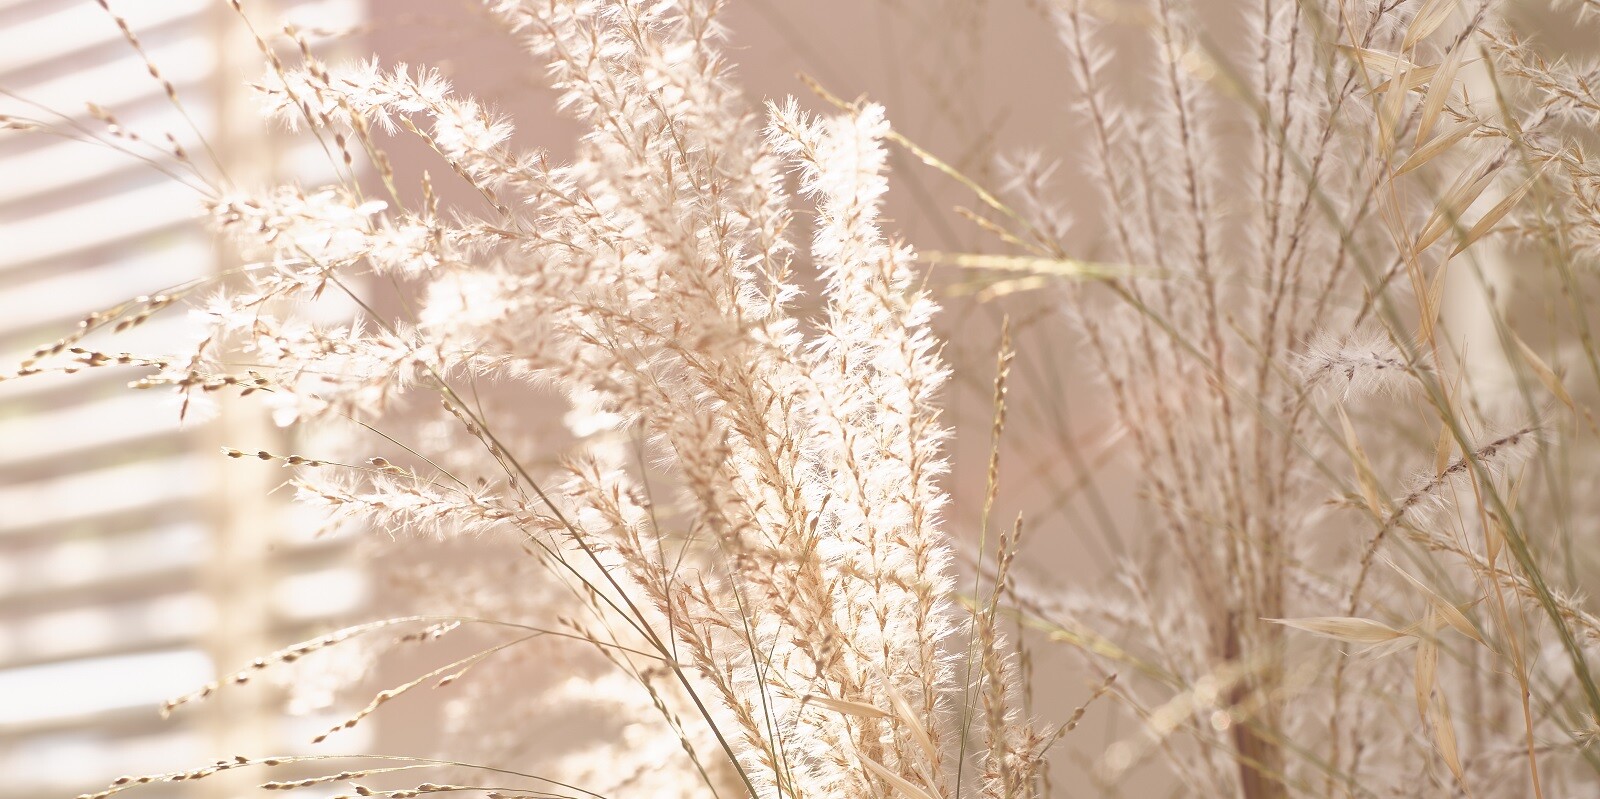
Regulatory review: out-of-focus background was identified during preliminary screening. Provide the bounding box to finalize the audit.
[0,1,1149,796]
[0,3,374,795]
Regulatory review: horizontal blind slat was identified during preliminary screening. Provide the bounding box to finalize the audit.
[0,181,204,273]
[0,454,210,536]
[0,0,207,77]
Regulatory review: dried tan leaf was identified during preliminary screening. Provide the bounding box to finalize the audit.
[1420,263,1449,344]
[1365,634,1424,659]
[1432,691,1467,788]
[803,695,892,719]
[884,679,940,788]
[1368,62,1443,95]
[1379,61,1411,153]
[1416,45,1467,146]
[971,275,1052,302]
[1486,512,1505,567]
[1453,164,1550,256]
[1509,326,1574,410]
[1394,121,1478,178]
[922,251,1130,280]
[1415,610,1440,722]
[1403,0,1461,51]
[1382,557,1486,646]
[1269,616,1408,644]
[1415,218,1453,259]
[1433,422,1454,476]
[1338,45,1420,76]
[1369,56,1478,96]
[1487,480,1518,566]
[1414,160,1500,255]
[1337,405,1387,518]
[860,754,939,799]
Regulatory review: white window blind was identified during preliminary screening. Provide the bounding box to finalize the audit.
[0,1,365,796]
